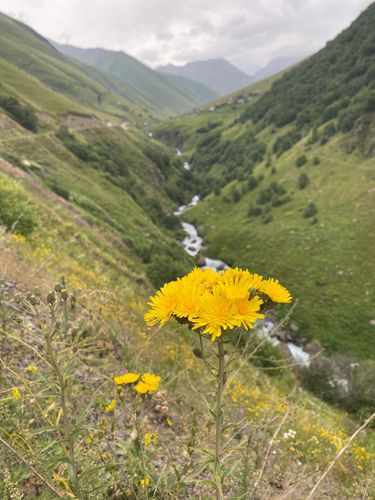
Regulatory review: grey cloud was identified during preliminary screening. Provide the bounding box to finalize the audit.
[0,0,373,74]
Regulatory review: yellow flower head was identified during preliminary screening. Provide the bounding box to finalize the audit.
[259,278,292,303]
[186,267,219,292]
[12,387,21,400]
[113,373,140,385]
[144,432,152,448]
[173,277,201,319]
[144,432,158,447]
[144,280,181,327]
[135,373,161,395]
[191,289,239,341]
[140,477,150,489]
[25,364,38,373]
[233,295,265,330]
[104,399,117,413]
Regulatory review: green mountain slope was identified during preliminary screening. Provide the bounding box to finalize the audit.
[0,12,194,290]
[154,3,375,359]
[0,12,156,123]
[53,43,218,117]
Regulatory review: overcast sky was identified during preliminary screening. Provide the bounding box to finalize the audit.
[0,0,373,74]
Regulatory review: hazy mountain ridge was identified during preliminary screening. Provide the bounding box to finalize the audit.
[251,55,306,82]
[53,42,218,117]
[157,58,253,96]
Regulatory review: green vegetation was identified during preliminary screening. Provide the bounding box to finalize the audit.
[0,12,153,123]
[1,6,375,498]
[154,3,375,362]
[0,96,38,131]
[298,172,310,189]
[0,175,36,235]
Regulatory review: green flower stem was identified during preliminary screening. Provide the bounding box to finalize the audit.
[132,395,146,480]
[215,336,225,500]
[44,304,82,498]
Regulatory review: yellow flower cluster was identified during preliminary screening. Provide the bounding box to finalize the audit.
[114,372,161,395]
[144,432,158,448]
[140,477,150,489]
[12,387,22,400]
[145,267,292,340]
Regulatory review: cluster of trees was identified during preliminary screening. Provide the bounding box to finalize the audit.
[247,181,292,224]
[0,183,36,236]
[0,95,38,131]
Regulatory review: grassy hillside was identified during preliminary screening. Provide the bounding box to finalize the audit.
[0,12,196,290]
[54,43,218,117]
[0,125,374,497]
[0,13,156,123]
[154,3,375,361]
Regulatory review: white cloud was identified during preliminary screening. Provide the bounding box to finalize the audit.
[0,0,372,73]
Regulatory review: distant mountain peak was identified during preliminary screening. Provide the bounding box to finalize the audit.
[157,58,252,96]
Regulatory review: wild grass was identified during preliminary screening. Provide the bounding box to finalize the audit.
[0,261,374,498]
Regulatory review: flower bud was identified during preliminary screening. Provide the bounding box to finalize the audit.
[192,347,203,359]
[47,292,55,305]
[29,295,40,306]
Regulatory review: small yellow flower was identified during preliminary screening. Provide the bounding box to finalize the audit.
[85,433,94,444]
[134,373,161,395]
[114,373,140,385]
[166,417,173,427]
[104,399,117,413]
[259,278,292,303]
[12,387,21,400]
[140,477,150,489]
[144,432,152,448]
[25,364,38,373]
[144,432,158,448]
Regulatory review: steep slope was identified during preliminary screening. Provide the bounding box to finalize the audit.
[157,58,253,96]
[154,3,375,360]
[0,13,152,123]
[53,43,218,117]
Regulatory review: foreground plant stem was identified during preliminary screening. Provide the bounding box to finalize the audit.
[44,304,82,498]
[214,336,225,500]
